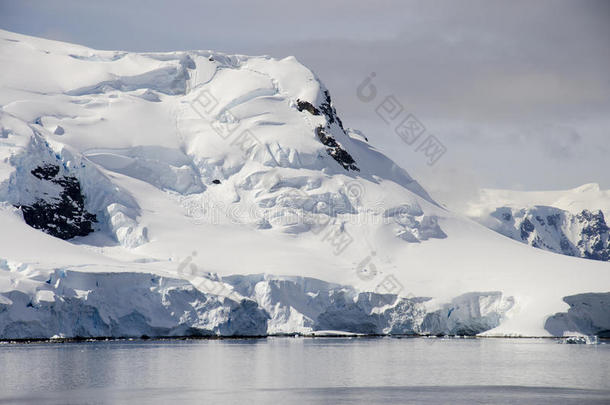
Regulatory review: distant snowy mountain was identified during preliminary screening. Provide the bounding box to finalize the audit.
[467,185,610,262]
[468,183,610,218]
[0,30,608,339]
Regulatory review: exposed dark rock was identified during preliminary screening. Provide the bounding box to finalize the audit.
[296,90,358,171]
[18,164,97,240]
[520,218,535,240]
[296,99,319,116]
[318,90,344,131]
[316,126,359,172]
[212,179,221,184]
[578,210,610,261]
[559,237,576,256]
[31,164,60,180]
[547,214,560,228]
[296,91,343,129]
[578,210,609,236]
[490,207,610,262]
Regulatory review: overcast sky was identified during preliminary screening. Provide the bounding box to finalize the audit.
[1,0,608,207]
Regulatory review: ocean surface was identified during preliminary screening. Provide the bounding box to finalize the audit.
[0,337,609,404]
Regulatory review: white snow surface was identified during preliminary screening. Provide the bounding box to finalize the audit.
[0,30,608,338]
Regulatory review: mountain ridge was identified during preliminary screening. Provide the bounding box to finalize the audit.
[0,29,608,338]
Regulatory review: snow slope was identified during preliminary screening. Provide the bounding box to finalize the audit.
[0,30,608,338]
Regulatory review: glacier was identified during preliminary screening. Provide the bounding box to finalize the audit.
[0,29,609,339]
[0,267,516,339]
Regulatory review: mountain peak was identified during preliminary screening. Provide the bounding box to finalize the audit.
[0,30,609,339]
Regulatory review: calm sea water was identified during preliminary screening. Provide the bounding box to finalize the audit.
[0,337,608,404]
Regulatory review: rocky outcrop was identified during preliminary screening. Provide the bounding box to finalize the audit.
[3,134,147,247]
[485,206,610,262]
[315,126,359,171]
[297,90,359,172]
[577,210,610,261]
[18,164,97,239]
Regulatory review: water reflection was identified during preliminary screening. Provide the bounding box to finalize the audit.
[0,338,608,404]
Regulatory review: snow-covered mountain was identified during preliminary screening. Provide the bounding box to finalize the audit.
[467,185,610,262]
[0,30,608,339]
